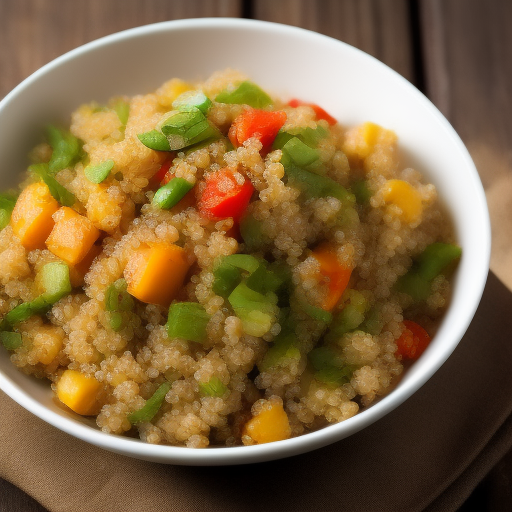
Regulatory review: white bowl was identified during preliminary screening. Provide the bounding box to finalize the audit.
[0,18,490,465]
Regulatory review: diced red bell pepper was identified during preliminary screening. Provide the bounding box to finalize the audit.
[228,108,287,152]
[150,159,173,187]
[288,99,337,126]
[198,168,254,221]
[395,320,431,360]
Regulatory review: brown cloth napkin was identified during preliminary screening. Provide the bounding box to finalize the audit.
[1,271,511,512]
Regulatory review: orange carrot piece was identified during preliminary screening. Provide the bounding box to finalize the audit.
[228,108,286,151]
[10,182,59,251]
[124,243,191,306]
[46,207,100,266]
[56,369,103,416]
[396,320,431,360]
[311,244,352,311]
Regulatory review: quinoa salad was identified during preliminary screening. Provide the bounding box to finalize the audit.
[0,70,461,447]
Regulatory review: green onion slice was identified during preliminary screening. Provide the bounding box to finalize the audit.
[84,160,115,184]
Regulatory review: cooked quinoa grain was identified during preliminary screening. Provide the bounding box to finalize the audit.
[0,71,460,447]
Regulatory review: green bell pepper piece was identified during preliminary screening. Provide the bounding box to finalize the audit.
[166,302,210,343]
[153,177,194,210]
[215,81,272,109]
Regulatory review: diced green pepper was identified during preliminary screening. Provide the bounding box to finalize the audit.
[239,213,269,251]
[0,192,18,230]
[220,254,260,274]
[215,81,272,109]
[167,302,210,343]
[29,163,76,207]
[300,298,333,324]
[84,160,115,184]
[172,90,212,114]
[0,331,22,350]
[153,177,194,210]
[352,179,372,205]
[281,137,321,169]
[137,130,171,151]
[198,376,227,397]
[46,125,83,174]
[272,125,329,151]
[359,306,383,335]
[212,265,243,299]
[109,311,124,332]
[259,332,300,372]
[39,262,72,303]
[112,99,130,126]
[308,346,356,385]
[245,262,286,295]
[128,381,171,424]
[324,290,368,342]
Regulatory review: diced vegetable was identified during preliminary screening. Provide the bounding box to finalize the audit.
[245,261,286,295]
[84,160,115,184]
[172,90,212,114]
[109,312,124,332]
[382,179,423,224]
[228,108,286,152]
[56,369,103,416]
[324,290,368,342]
[0,331,22,350]
[212,264,243,299]
[46,125,82,174]
[153,177,194,209]
[395,242,462,302]
[160,108,220,150]
[287,99,337,125]
[137,130,171,151]
[166,302,210,343]
[219,254,260,274]
[29,163,76,207]
[308,346,356,385]
[281,136,321,170]
[272,125,329,151]
[105,278,134,312]
[215,81,272,109]
[10,181,59,250]
[239,213,269,251]
[4,296,49,326]
[198,168,254,221]
[198,377,227,397]
[395,320,431,360]
[38,262,72,303]
[112,99,130,126]
[300,298,333,324]
[259,332,300,372]
[242,399,291,444]
[311,244,352,311]
[46,207,100,266]
[124,243,191,307]
[228,281,277,337]
[150,159,173,186]
[0,192,18,230]
[352,179,372,205]
[128,381,171,424]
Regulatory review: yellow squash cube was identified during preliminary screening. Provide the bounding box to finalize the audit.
[56,369,102,416]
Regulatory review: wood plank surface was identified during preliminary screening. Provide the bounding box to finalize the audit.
[0,0,241,99]
[254,0,416,83]
[420,0,512,290]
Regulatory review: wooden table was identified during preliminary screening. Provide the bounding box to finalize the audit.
[0,1,509,510]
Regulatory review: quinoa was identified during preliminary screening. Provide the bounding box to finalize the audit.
[0,70,459,447]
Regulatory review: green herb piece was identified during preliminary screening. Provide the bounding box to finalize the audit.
[352,179,372,205]
[128,381,171,424]
[84,160,115,184]
[215,81,272,109]
[46,125,83,174]
[39,262,72,303]
[0,192,18,230]
[308,346,356,385]
[137,130,171,151]
[29,163,76,207]
[112,99,130,126]
[0,331,22,350]
[160,108,220,150]
[300,299,333,324]
[172,90,212,114]
[4,296,50,325]
[153,177,193,209]
[259,332,300,372]
[166,302,210,343]
[198,377,227,397]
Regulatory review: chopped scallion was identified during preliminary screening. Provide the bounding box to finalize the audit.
[153,177,193,209]
[128,381,171,424]
[137,130,171,151]
[84,160,115,184]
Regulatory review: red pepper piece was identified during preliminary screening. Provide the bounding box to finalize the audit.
[228,108,287,152]
[198,168,254,221]
[150,159,173,187]
[395,320,431,360]
[288,99,337,125]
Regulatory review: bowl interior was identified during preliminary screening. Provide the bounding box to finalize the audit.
[0,18,490,465]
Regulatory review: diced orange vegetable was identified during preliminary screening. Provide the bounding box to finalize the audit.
[124,243,191,306]
[46,207,101,266]
[288,99,337,125]
[311,244,352,311]
[396,320,431,360]
[198,168,254,222]
[228,108,287,152]
[69,243,103,287]
[10,182,59,251]
[243,399,291,444]
[382,179,423,224]
[56,369,103,416]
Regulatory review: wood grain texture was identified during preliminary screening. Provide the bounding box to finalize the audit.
[254,0,416,83]
[420,0,512,289]
[0,0,241,98]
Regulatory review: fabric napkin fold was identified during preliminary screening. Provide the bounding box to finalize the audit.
[1,271,510,512]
